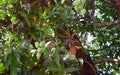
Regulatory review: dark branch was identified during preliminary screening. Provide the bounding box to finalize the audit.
[94,58,120,65]
[89,0,95,16]
[96,19,120,28]
[89,0,99,26]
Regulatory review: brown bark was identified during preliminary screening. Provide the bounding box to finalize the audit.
[68,37,97,75]
[48,0,55,6]
[94,58,120,65]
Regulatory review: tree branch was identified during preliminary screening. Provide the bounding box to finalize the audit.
[94,58,120,65]
[89,0,99,26]
[96,19,120,28]
[89,0,120,28]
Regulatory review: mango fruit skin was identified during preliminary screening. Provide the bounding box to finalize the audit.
[73,0,81,6]
[35,42,40,48]
[81,8,86,15]
[36,52,41,59]
[39,41,46,47]
[72,0,86,12]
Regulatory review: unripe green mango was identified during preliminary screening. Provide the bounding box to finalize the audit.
[37,48,45,52]
[79,5,84,10]
[36,53,41,59]
[73,0,86,11]
[74,6,80,11]
[35,42,40,48]
[74,5,83,11]
[73,0,81,6]
[81,8,86,15]
[39,41,46,47]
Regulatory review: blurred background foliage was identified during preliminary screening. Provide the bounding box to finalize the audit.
[0,0,120,75]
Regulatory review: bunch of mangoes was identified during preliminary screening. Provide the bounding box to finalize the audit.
[35,41,46,59]
[72,0,86,15]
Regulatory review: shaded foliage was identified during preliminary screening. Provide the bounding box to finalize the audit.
[0,0,120,75]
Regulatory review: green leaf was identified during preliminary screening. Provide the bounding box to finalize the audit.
[0,63,6,74]
[10,16,19,24]
[54,48,60,67]
[49,67,61,72]
[10,53,18,75]
[65,67,79,72]
[5,50,18,75]
[42,9,47,19]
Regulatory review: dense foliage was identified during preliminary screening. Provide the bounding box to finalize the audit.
[0,0,120,75]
